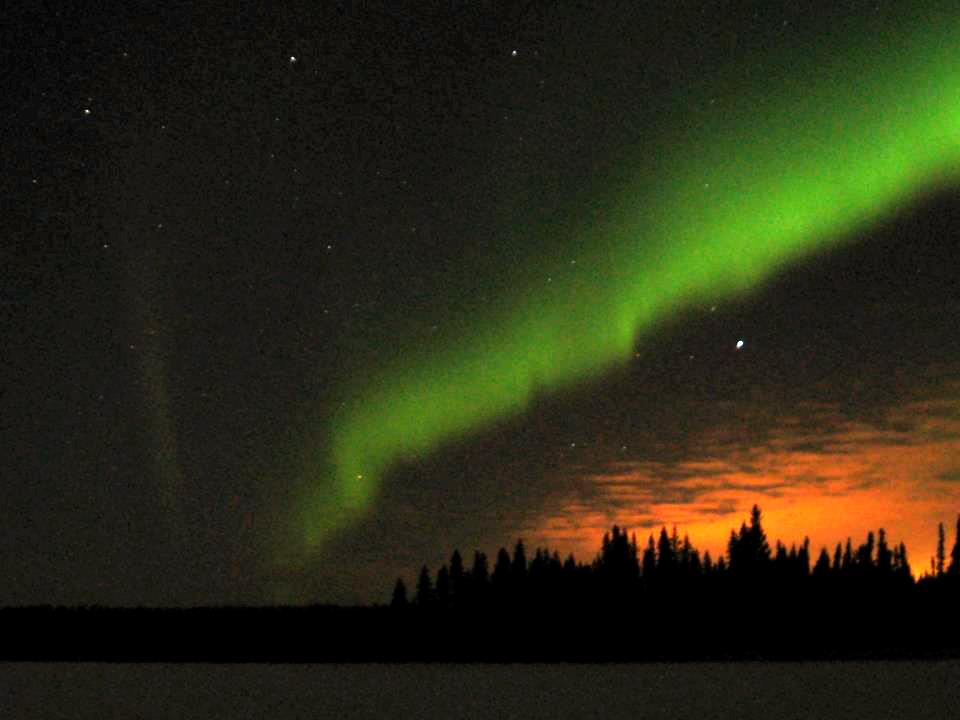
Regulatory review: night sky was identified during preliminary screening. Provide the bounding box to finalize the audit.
[6,1,960,606]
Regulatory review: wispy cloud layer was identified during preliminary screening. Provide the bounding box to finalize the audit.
[528,389,960,570]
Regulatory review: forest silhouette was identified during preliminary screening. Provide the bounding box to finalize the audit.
[393,505,937,610]
[3,506,959,661]
[382,505,960,660]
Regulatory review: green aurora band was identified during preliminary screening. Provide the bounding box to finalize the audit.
[300,10,960,548]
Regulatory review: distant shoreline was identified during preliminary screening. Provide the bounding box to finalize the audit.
[3,605,958,663]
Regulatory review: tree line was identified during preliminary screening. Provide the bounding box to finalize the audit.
[389,505,960,615]
[4,504,958,661]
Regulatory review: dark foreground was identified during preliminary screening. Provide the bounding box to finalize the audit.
[4,661,960,719]
[2,600,959,662]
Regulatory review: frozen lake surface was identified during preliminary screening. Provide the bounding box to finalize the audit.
[4,660,959,719]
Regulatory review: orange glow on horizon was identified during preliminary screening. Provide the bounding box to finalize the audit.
[525,397,960,578]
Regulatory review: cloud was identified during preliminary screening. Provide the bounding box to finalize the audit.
[937,468,960,483]
[523,385,960,568]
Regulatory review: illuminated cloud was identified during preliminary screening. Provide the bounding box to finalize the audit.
[526,394,960,574]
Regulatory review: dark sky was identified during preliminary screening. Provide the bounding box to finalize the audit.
[5,1,960,606]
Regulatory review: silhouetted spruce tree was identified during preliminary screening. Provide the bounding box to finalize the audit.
[596,525,640,602]
[813,547,831,579]
[798,538,810,578]
[729,524,746,571]
[657,527,675,578]
[512,539,527,587]
[527,549,543,604]
[937,522,946,576]
[449,550,464,606]
[562,553,578,603]
[416,565,434,608]
[550,555,566,609]
[832,543,843,573]
[529,548,544,572]
[493,547,511,579]
[680,534,693,570]
[435,565,450,609]
[787,543,800,590]
[630,532,641,584]
[843,538,854,574]
[876,529,892,578]
[855,531,876,579]
[642,535,657,581]
[471,550,489,585]
[895,542,912,585]
[549,550,563,582]
[702,550,714,575]
[391,577,408,608]
[728,505,771,579]
[469,550,489,607]
[492,547,511,605]
[593,533,608,591]
[749,505,772,563]
[775,541,788,574]
[950,515,960,576]
[679,533,701,582]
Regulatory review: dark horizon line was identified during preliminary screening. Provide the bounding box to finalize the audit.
[3,506,960,662]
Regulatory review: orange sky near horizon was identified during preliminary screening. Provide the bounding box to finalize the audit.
[526,394,960,578]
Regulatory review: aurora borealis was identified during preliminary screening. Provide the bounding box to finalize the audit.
[311,7,960,549]
[7,2,960,607]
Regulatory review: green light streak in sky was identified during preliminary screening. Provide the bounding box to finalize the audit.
[301,10,960,548]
